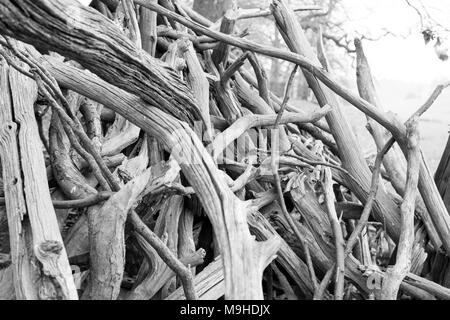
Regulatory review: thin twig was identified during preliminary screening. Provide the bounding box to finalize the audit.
[3,39,121,191]
[236,6,323,20]
[323,168,345,300]
[314,141,392,299]
[210,106,331,160]
[129,210,197,300]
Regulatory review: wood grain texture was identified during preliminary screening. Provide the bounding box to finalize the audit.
[0,60,36,300]
[0,50,77,299]
[0,0,201,124]
[42,57,281,299]
[355,39,441,251]
[271,0,402,241]
[166,256,225,300]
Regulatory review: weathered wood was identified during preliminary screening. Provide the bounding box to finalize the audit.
[102,115,140,157]
[48,111,98,259]
[42,56,282,299]
[209,106,331,160]
[127,232,205,300]
[142,4,450,248]
[0,59,35,299]
[355,39,407,192]
[205,51,243,122]
[0,51,77,299]
[135,0,403,136]
[211,7,237,67]
[323,168,345,300]
[178,208,197,276]
[139,0,158,55]
[181,39,213,141]
[355,38,441,251]
[157,194,184,297]
[246,210,315,298]
[0,0,201,124]
[0,265,15,299]
[381,119,421,300]
[271,0,403,243]
[192,0,233,22]
[166,256,225,300]
[83,169,152,300]
[129,210,198,300]
[435,135,450,212]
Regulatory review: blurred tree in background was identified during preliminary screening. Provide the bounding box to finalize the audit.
[190,0,449,97]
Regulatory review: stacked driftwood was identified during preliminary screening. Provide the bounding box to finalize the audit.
[0,0,450,300]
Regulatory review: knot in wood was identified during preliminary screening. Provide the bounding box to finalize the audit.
[35,240,63,267]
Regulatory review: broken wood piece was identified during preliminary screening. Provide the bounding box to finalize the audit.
[83,168,152,300]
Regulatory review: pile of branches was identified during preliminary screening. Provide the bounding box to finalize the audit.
[0,0,450,300]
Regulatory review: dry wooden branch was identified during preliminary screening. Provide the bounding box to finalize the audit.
[345,144,386,256]
[129,210,197,300]
[381,119,421,299]
[0,53,77,299]
[0,59,39,299]
[270,0,404,244]
[166,257,224,300]
[274,65,298,126]
[220,51,249,86]
[133,0,404,136]
[2,41,121,192]
[210,106,331,160]
[181,38,213,142]
[271,128,318,291]
[313,266,335,300]
[246,52,271,106]
[2,0,447,301]
[236,6,323,20]
[83,170,152,299]
[212,7,238,67]
[139,0,158,55]
[0,0,201,124]
[355,38,441,250]
[41,55,282,300]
